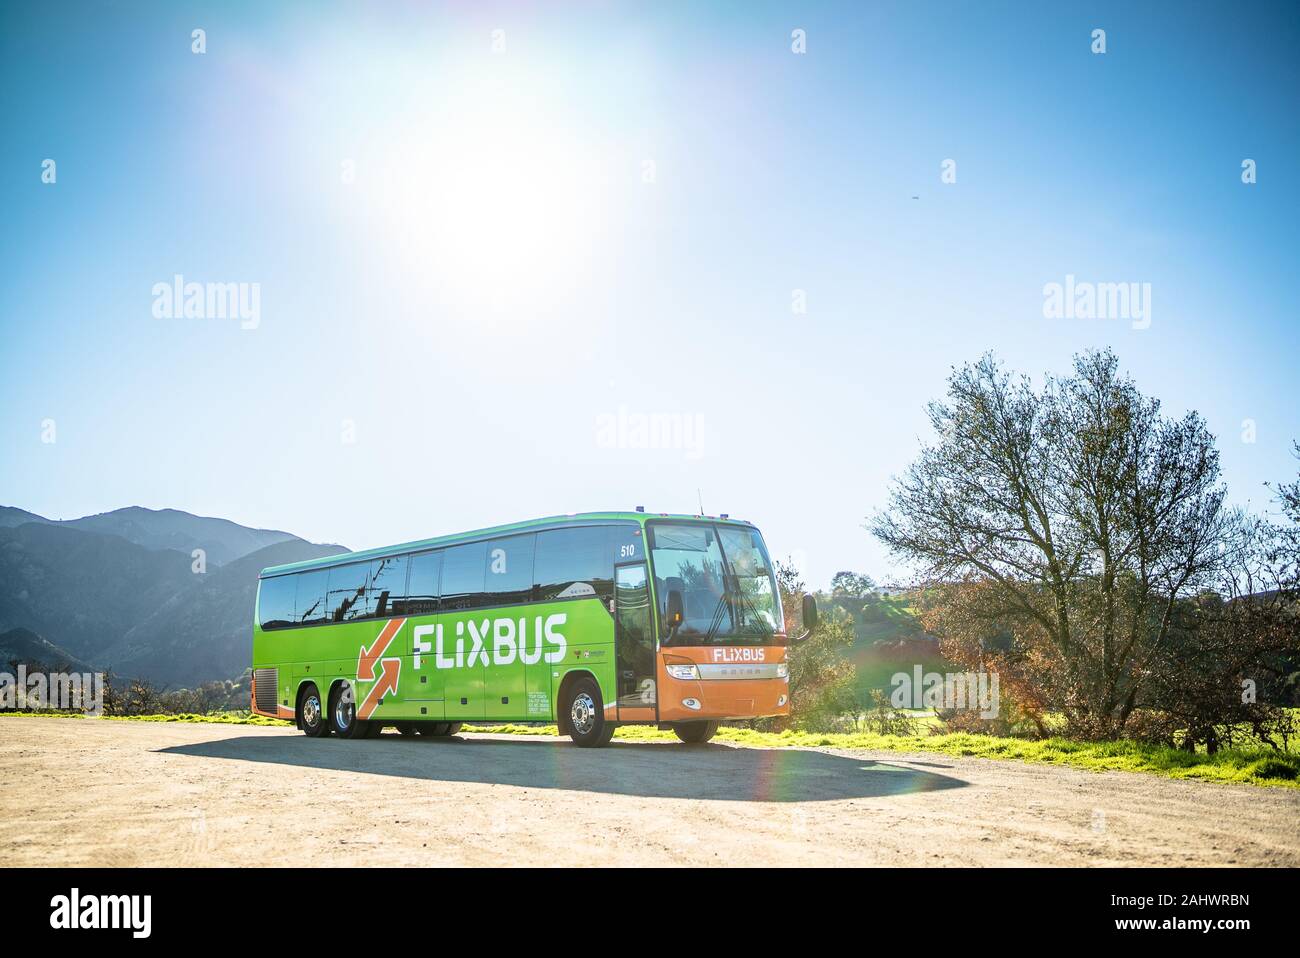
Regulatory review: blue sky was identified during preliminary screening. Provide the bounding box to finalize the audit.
[2,1,1297,587]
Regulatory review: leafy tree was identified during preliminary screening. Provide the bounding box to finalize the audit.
[830,571,876,598]
[756,560,856,731]
[872,349,1295,742]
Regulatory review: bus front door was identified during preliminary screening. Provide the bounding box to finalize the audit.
[614,562,657,721]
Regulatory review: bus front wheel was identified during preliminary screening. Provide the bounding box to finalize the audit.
[299,683,328,738]
[672,721,720,745]
[565,677,614,748]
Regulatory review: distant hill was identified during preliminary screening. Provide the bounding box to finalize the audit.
[0,506,51,529]
[0,508,349,687]
[818,591,955,697]
[1,505,299,567]
[102,539,349,687]
[0,523,198,663]
[65,506,298,567]
[0,627,93,672]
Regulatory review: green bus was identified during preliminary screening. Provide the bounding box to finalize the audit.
[251,511,817,746]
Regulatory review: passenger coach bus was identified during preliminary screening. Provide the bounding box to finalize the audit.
[251,511,818,746]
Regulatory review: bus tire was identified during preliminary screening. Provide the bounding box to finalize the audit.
[328,683,370,739]
[565,676,614,748]
[299,683,328,738]
[672,720,720,744]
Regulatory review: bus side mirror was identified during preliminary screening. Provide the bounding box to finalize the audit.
[801,594,819,631]
[666,589,684,628]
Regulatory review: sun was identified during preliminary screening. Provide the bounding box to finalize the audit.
[357,64,612,318]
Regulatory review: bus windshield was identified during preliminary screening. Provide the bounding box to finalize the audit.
[648,522,784,644]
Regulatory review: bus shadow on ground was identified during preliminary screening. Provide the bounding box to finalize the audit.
[158,733,968,802]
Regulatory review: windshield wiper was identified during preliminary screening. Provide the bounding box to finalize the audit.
[729,573,775,636]
[701,591,731,645]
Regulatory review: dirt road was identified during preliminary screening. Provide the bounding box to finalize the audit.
[3,717,1297,866]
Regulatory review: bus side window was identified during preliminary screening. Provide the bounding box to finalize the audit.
[258,574,296,630]
[365,554,409,619]
[404,550,442,616]
[484,533,535,605]
[534,527,615,604]
[294,569,329,626]
[441,541,488,611]
[325,562,370,622]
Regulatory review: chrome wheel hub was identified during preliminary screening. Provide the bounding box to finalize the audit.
[570,692,596,736]
[303,695,321,728]
[335,699,352,731]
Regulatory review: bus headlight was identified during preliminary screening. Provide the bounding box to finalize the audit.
[682,698,702,710]
[663,655,700,681]
[776,663,789,679]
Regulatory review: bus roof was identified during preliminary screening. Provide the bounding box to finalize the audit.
[258,511,758,578]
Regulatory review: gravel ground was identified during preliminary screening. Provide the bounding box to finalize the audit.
[3,716,1297,867]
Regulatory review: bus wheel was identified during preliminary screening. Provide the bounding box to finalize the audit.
[329,684,370,739]
[672,721,720,745]
[395,723,419,736]
[566,677,614,748]
[299,683,328,738]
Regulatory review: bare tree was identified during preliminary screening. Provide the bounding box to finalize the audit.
[871,350,1285,740]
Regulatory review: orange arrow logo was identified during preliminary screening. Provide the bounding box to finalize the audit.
[358,657,400,720]
[357,617,406,681]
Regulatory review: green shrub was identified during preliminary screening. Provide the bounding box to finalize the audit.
[1248,758,1299,781]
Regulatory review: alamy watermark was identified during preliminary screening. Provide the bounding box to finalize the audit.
[595,406,705,460]
[50,888,151,938]
[0,666,105,715]
[890,666,1000,719]
[152,274,260,329]
[1042,274,1151,330]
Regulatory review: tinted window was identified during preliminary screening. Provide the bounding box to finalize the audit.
[258,574,296,630]
[534,526,615,603]
[402,550,442,616]
[365,554,409,619]
[485,533,536,605]
[440,541,488,610]
[325,561,370,622]
[294,569,329,625]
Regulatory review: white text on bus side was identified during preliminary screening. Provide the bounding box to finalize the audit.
[412,614,568,670]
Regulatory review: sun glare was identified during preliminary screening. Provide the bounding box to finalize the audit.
[359,66,613,318]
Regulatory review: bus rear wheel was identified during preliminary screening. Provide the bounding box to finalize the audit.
[672,720,720,745]
[329,683,370,739]
[299,683,328,738]
[565,677,614,748]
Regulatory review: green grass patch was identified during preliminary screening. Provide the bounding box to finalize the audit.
[467,724,1300,788]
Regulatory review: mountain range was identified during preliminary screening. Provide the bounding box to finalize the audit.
[0,506,348,687]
